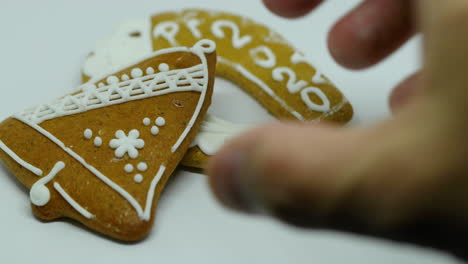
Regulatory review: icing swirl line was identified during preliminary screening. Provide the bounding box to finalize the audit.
[0,140,43,176]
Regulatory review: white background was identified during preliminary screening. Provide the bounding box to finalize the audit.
[0,0,460,263]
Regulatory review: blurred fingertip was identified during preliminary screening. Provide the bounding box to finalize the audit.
[206,125,273,213]
[263,0,323,18]
[206,146,253,212]
[389,73,420,112]
[327,23,380,70]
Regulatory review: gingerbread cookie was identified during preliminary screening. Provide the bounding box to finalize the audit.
[82,9,354,169]
[0,40,216,241]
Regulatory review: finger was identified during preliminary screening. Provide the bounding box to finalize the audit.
[389,72,420,112]
[206,121,468,257]
[328,0,414,69]
[207,122,380,226]
[206,126,271,212]
[262,0,323,18]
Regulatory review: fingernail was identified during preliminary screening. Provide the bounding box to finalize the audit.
[209,149,267,215]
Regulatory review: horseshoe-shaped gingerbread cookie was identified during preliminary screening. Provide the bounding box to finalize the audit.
[82,9,354,169]
[0,40,216,241]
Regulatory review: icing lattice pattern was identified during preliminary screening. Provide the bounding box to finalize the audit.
[18,64,206,124]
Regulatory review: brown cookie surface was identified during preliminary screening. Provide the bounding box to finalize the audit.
[0,40,216,241]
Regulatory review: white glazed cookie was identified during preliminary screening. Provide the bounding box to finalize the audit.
[0,40,217,241]
[82,9,354,168]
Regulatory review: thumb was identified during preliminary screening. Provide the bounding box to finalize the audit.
[389,72,420,113]
[206,122,381,227]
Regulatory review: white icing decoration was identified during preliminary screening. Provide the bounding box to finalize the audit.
[193,39,217,54]
[300,87,331,112]
[272,65,331,112]
[134,174,144,183]
[124,164,134,173]
[290,52,306,64]
[109,130,145,159]
[29,162,65,207]
[218,57,304,120]
[273,67,308,94]
[15,114,168,221]
[191,114,251,155]
[122,74,130,81]
[146,67,155,75]
[0,140,43,176]
[185,19,202,39]
[155,117,166,127]
[131,68,143,78]
[84,129,93,139]
[212,20,252,49]
[151,126,159,135]
[249,46,276,69]
[19,45,211,125]
[94,137,103,147]
[291,52,327,84]
[153,21,179,46]
[54,182,95,219]
[83,18,152,78]
[107,75,119,84]
[158,63,169,72]
[143,165,166,218]
[143,117,151,126]
[137,162,148,172]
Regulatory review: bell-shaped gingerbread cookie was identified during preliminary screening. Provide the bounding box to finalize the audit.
[0,40,216,241]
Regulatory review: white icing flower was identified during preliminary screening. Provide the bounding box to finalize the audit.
[109,130,145,159]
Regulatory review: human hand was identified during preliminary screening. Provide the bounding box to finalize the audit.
[207,0,468,259]
[264,0,417,110]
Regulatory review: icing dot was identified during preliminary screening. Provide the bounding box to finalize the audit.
[30,185,50,207]
[98,82,105,88]
[155,117,166,127]
[137,162,148,172]
[146,67,155,75]
[94,137,102,147]
[124,164,134,173]
[151,126,159,135]
[143,117,151,126]
[158,63,169,72]
[134,174,144,183]
[131,68,143,78]
[122,74,130,81]
[84,129,93,139]
[29,162,65,207]
[106,76,119,84]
